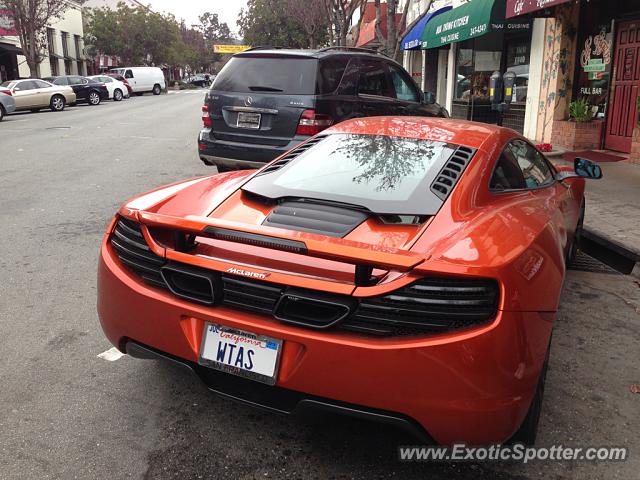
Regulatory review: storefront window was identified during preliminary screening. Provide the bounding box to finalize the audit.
[576,7,613,119]
[506,38,530,103]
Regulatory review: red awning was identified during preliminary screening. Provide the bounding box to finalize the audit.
[355,2,403,47]
[506,0,572,18]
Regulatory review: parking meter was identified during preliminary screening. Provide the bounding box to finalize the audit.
[490,71,503,107]
[503,71,516,105]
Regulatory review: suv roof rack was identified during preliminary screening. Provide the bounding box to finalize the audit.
[243,46,288,52]
[316,46,387,57]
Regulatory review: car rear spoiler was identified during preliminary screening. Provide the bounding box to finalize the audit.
[133,210,425,285]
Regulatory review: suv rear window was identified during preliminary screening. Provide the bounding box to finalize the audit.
[212,56,317,95]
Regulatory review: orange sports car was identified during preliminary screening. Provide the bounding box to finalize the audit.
[97,117,602,445]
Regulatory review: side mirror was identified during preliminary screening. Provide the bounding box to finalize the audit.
[574,157,603,179]
[555,157,603,181]
[422,91,436,104]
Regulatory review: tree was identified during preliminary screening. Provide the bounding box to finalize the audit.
[375,0,432,61]
[284,0,329,49]
[198,12,232,43]
[238,0,308,48]
[322,0,365,47]
[85,4,190,67]
[4,0,68,77]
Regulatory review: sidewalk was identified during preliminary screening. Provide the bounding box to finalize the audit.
[581,161,640,258]
[549,155,639,275]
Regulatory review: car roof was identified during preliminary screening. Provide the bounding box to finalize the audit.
[322,117,511,150]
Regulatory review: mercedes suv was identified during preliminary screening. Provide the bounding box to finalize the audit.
[197,47,448,171]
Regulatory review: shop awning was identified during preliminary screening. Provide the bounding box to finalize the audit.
[401,6,452,50]
[421,0,530,49]
[0,42,23,55]
[506,0,571,19]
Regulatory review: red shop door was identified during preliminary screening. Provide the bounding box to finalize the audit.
[605,20,640,153]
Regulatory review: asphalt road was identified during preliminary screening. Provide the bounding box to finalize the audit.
[0,92,638,479]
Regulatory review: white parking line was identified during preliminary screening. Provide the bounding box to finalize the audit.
[97,347,125,361]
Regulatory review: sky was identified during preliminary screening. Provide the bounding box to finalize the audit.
[143,0,248,36]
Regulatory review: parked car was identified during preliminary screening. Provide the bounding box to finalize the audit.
[105,73,133,96]
[98,116,601,446]
[88,75,129,101]
[109,67,165,95]
[0,86,16,121]
[198,47,448,171]
[185,74,210,87]
[43,75,109,106]
[0,79,75,112]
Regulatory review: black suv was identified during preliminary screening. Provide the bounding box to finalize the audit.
[198,47,448,171]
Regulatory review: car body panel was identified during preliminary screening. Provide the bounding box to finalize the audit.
[99,117,586,444]
[4,79,75,110]
[110,67,166,93]
[0,87,16,114]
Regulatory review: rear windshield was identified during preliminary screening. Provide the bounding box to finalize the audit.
[212,56,317,95]
[243,134,459,215]
[1,81,15,88]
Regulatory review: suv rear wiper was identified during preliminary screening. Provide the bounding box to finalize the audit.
[248,85,284,92]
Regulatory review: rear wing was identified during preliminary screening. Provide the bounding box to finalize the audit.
[132,210,425,286]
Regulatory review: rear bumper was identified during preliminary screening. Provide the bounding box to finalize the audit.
[126,340,433,442]
[198,128,308,167]
[98,237,554,445]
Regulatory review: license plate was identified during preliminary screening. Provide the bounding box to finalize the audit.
[198,323,282,385]
[237,112,261,129]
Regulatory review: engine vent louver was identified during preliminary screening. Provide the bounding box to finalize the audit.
[255,136,325,176]
[430,146,476,200]
[110,219,499,338]
[262,200,368,238]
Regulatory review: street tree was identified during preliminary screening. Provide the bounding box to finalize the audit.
[198,12,232,43]
[238,0,308,48]
[4,0,68,77]
[283,0,329,49]
[322,0,365,47]
[374,0,433,61]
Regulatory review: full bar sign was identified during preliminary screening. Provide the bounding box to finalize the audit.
[506,0,572,19]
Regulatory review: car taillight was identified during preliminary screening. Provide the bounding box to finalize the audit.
[202,104,212,128]
[1,90,11,96]
[296,109,333,136]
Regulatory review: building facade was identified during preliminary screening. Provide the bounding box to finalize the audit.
[402,0,640,156]
[0,1,88,81]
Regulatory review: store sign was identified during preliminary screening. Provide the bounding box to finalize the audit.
[0,7,17,36]
[213,45,251,54]
[505,0,572,19]
[580,28,611,73]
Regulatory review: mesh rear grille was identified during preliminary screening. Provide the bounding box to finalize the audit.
[109,218,167,288]
[344,277,499,336]
[109,219,499,338]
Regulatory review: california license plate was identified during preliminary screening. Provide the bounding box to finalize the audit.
[198,323,282,385]
[237,111,261,129]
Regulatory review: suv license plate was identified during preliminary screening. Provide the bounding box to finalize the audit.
[237,112,261,129]
[198,323,282,385]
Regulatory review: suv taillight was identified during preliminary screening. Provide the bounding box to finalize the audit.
[202,104,212,128]
[296,109,333,136]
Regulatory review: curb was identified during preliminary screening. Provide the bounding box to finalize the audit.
[580,228,640,276]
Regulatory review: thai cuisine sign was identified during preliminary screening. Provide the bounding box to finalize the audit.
[506,0,572,19]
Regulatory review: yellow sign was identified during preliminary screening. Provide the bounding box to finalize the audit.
[213,45,251,54]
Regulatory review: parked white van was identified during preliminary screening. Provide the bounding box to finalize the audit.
[110,67,165,95]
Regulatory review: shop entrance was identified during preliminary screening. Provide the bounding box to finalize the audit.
[605,19,640,152]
